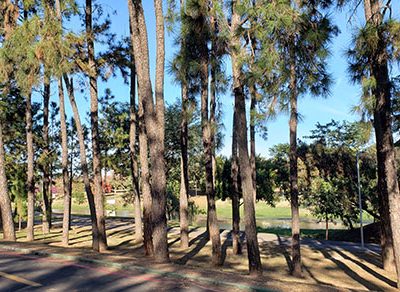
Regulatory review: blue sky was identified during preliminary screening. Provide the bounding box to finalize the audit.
[35,1,400,157]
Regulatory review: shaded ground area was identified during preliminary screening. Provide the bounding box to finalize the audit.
[0,214,397,291]
[0,249,222,291]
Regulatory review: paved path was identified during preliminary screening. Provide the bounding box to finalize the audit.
[0,249,224,291]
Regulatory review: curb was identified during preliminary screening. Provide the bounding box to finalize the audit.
[0,244,274,292]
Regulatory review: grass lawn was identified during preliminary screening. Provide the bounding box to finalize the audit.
[191,196,314,219]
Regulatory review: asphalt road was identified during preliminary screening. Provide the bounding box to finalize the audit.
[0,249,224,291]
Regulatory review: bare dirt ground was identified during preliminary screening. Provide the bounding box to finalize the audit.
[1,215,397,291]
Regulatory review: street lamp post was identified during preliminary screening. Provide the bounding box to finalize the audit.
[356,151,364,249]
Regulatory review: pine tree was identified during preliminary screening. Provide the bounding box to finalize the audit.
[346,0,400,285]
[128,0,169,263]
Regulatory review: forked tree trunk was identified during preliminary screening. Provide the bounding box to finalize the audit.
[128,0,153,256]
[364,1,400,282]
[58,79,71,246]
[42,75,51,234]
[231,0,262,275]
[151,0,169,263]
[0,120,16,241]
[85,0,107,252]
[26,92,35,242]
[231,109,241,255]
[289,47,302,277]
[179,0,189,250]
[129,0,169,262]
[64,76,100,251]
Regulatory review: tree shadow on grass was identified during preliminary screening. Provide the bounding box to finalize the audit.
[277,234,293,272]
[167,227,200,248]
[175,231,210,265]
[332,248,396,288]
[318,248,384,291]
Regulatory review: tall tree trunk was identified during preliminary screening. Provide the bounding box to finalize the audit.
[64,76,100,251]
[42,75,51,234]
[85,0,107,252]
[58,79,71,246]
[179,0,189,250]
[289,45,302,277]
[200,21,222,266]
[231,0,262,275]
[364,1,400,282]
[180,83,189,249]
[128,0,169,262]
[54,0,71,240]
[231,109,241,255]
[138,102,153,255]
[151,0,169,263]
[26,92,35,241]
[0,120,16,241]
[250,85,257,204]
[129,60,142,242]
[0,0,18,242]
[127,0,154,256]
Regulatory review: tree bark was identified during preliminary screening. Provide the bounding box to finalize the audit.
[85,0,107,252]
[128,0,170,261]
[289,44,302,277]
[180,83,189,249]
[26,92,35,242]
[42,75,51,234]
[325,215,329,241]
[364,1,400,282]
[0,120,15,241]
[0,0,18,242]
[58,79,71,246]
[250,85,257,204]
[199,14,222,266]
[231,109,241,255]
[129,60,142,242]
[179,0,189,250]
[128,0,153,256]
[151,0,169,263]
[55,0,71,245]
[231,0,262,275]
[64,76,100,251]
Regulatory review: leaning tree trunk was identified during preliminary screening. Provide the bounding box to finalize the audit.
[129,60,142,242]
[364,0,400,282]
[58,79,71,246]
[231,109,241,255]
[289,46,302,277]
[26,92,35,242]
[85,0,107,252]
[127,0,154,256]
[64,76,100,251]
[0,120,15,241]
[42,75,51,234]
[231,0,262,274]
